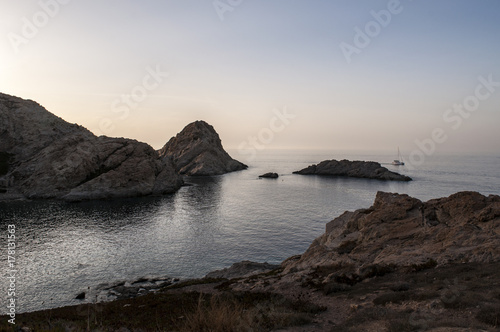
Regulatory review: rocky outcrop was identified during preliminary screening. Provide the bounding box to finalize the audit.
[293,159,411,181]
[0,92,183,201]
[285,191,500,275]
[205,261,280,279]
[91,276,175,302]
[259,172,279,179]
[159,120,247,176]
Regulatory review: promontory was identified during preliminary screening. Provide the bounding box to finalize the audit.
[0,92,246,201]
[159,120,247,176]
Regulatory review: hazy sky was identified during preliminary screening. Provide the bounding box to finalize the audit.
[2,1,500,156]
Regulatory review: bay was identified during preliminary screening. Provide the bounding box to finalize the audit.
[1,150,499,313]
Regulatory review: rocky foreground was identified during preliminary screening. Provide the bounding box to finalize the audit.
[0,93,245,201]
[224,190,500,330]
[294,159,412,181]
[6,191,500,331]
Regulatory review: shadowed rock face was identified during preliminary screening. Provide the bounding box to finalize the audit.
[285,191,500,274]
[0,93,183,201]
[159,120,247,176]
[293,159,412,181]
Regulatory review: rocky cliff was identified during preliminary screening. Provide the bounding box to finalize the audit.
[285,191,499,276]
[0,92,183,201]
[294,159,412,181]
[220,191,500,330]
[159,120,247,176]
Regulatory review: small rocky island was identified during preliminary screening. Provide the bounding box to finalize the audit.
[0,93,246,201]
[259,172,279,179]
[294,159,412,181]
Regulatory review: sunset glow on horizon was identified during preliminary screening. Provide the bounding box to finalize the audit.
[2,0,499,155]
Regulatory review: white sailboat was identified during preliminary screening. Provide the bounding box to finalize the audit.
[392,147,405,166]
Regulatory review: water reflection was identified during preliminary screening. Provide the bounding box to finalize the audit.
[179,177,223,215]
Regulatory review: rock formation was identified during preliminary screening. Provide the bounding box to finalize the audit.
[0,92,183,201]
[294,159,411,181]
[205,261,280,279]
[259,172,279,179]
[284,191,500,276]
[159,120,247,176]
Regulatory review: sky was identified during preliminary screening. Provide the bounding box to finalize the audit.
[1,0,500,157]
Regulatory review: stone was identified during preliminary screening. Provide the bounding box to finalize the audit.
[159,120,247,176]
[0,92,183,201]
[293,159,411,181]
[205,261,280,279]
[285,191,500,274]
[259,172,279,179]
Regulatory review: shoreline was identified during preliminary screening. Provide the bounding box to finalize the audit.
[3,190,499,331]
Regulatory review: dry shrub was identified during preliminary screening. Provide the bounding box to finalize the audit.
[476,305,500,327]
[180,294,250,332]
[178,292,321,332]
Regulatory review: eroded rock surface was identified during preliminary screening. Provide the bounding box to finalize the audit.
[0,93,183,201]
[285,191,500,275]
[159,120,247,176]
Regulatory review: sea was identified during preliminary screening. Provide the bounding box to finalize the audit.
[1,150,499,313]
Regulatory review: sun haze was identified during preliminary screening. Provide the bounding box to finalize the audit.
[1,0,499,154]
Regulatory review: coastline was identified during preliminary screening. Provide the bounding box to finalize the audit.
[3,190,499,331]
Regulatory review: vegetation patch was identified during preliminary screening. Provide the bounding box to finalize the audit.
[408,258,437,272]
[475,305,500,326]
[0,290,325,332]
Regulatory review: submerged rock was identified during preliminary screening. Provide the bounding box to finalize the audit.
[0,92,183,201]
[293,159,411,181]
[159,120,247,176]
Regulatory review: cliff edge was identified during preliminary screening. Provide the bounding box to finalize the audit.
[0,93,183,201]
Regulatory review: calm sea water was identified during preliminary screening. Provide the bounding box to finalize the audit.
[1,150,499,313]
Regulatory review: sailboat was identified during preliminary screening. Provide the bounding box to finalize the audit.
[392,147,405,166]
